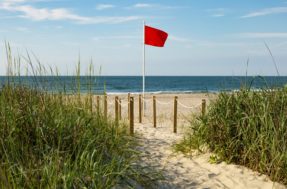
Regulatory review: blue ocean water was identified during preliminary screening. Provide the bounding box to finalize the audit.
[0,76,287,94]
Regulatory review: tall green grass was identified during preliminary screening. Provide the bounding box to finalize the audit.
[0,43,158,188]
[176,87,287,185]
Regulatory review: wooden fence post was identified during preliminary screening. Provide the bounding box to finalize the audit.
[202,99,206,116]
[139,94,142,123]
[89,95,93,112]
[129,97,134,135]
[115,96,119,125]
[97,96,100,112]
[153,96,156,128]
[128,93,130,120]
[173,96,178,133]
[119,98,122,120]
[104,95,107,119]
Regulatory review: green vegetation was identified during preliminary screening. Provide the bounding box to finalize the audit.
[0,44,157,188]
[176,87,287,185]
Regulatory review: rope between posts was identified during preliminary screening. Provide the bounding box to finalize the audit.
[177,101,195,109]
[179,101,202,109]
[156,99,173,105]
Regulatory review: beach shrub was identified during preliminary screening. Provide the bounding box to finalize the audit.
[0,43,160,188]
[0,85,154,188]
[176,88,287,185]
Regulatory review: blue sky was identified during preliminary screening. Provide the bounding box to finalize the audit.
[0,0,287,76]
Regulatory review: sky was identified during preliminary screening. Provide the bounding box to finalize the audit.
[0,0,287,76]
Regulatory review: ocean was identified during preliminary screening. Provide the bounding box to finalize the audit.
[0,76,287,94]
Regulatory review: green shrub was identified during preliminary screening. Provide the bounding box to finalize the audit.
[176,88,287,185]
[0,86,152,188]
[0,42,159,188]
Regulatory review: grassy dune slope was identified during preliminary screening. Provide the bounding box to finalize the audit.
[176,88,287,185]
[0,85,156,188]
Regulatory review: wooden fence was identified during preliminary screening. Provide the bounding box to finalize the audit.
[97,94,206,135]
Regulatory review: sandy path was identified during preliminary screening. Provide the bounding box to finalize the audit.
[135,121,285,189]
[104,93,285,188]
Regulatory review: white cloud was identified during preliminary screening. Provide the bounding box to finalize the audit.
[238,32,287,38]
[242,7,287,18]
[133,3,154,8]
[3,0,50,3]
[128,3,186,10]
[206,8,228,17]
[0,0,141,24]
[4,0,26,3]
[95,4,115,10]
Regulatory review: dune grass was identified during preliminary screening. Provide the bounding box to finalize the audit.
[175,87,287,185]
[0,85,160,188]
[0,43,159,188]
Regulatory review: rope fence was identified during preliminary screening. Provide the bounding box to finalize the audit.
[177,101,202,110]
[96,94,207,135]
[156,99,173,105]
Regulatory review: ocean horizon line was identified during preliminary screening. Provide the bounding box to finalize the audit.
[1,76,286,94]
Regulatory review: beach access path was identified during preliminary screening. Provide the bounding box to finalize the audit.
[105,93,285,188]
[135,121,286,189]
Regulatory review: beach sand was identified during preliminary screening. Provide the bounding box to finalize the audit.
[105,93,216,128]
[105,93,286,189]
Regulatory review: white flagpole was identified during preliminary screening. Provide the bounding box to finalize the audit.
[142,20,145,117]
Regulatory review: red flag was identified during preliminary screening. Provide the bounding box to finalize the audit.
[145,25,168,47]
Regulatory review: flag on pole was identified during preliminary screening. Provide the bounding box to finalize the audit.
[144,25,168,47]
[142,23,168,117]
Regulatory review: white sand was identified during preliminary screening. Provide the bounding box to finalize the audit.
[135,122,285,189]
[105,93,286,189]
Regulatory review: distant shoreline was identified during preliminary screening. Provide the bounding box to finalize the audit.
[1,76,286,94]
